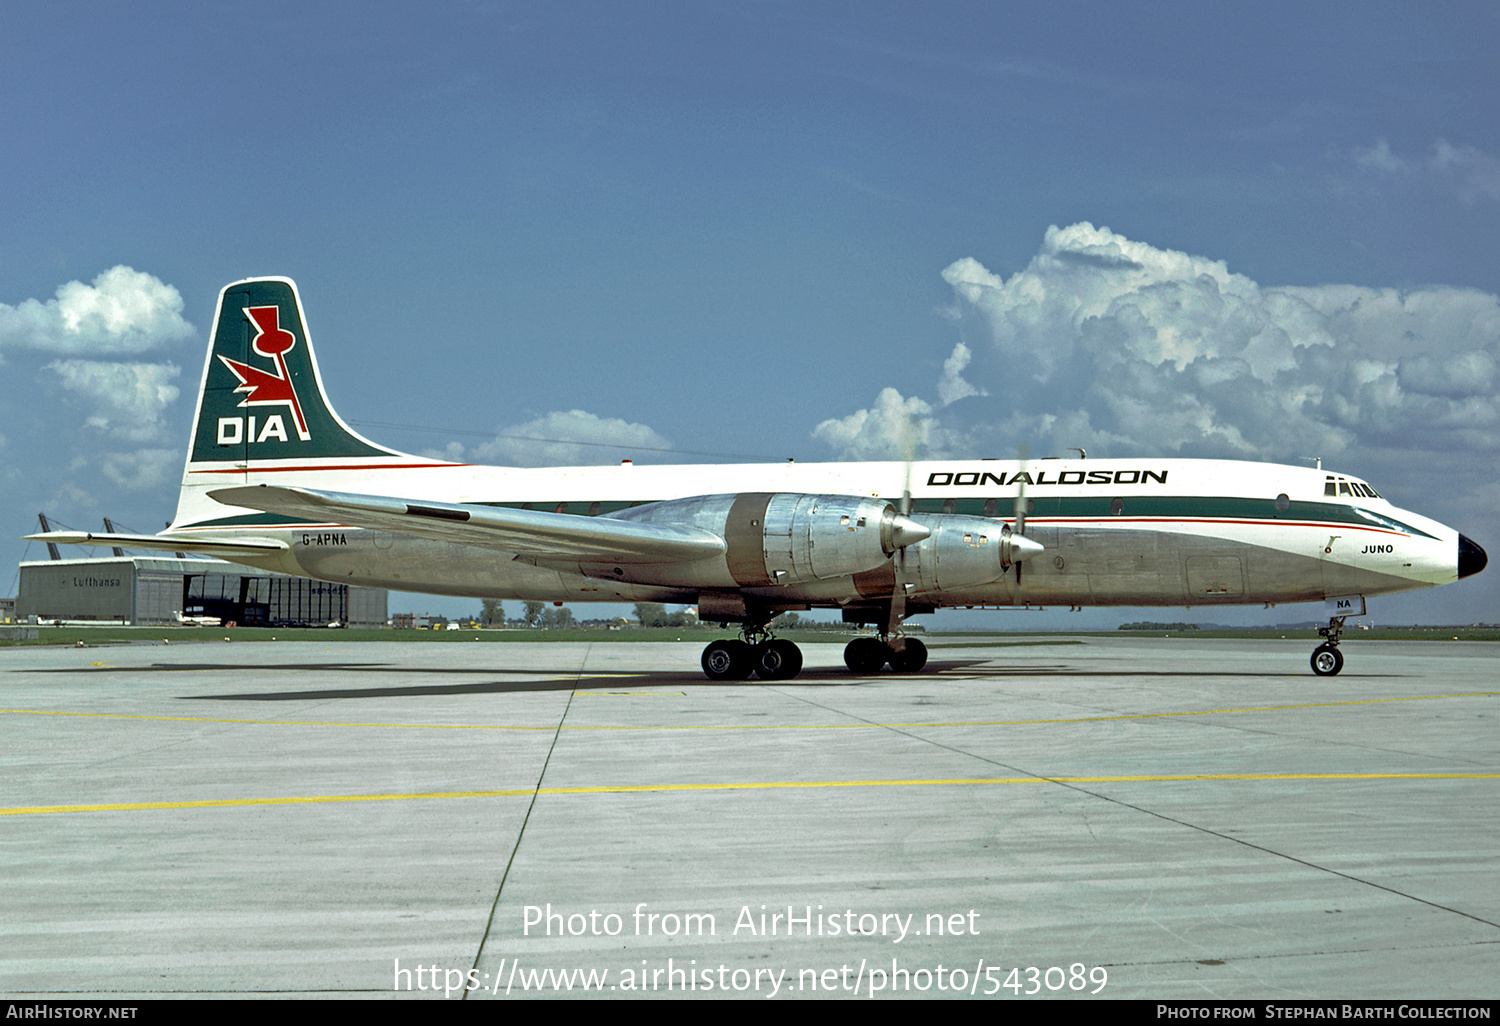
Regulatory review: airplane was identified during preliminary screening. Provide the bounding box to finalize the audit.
[29,277,1487,680]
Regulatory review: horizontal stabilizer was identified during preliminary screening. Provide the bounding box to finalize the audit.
[210,485,728,565]
[25,531,289,559]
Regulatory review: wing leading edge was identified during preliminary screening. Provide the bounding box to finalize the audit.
[209,484,728,565]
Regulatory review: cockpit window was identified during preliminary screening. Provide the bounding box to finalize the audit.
[1326,475,1382,499]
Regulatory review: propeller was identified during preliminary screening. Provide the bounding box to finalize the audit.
[1012,443,1029,596]
[886,423,918,648]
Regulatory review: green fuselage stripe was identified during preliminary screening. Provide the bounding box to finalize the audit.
[181,496,1434,539]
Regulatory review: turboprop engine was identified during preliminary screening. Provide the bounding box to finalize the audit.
[578,492,930,588]
[897,514,1046,592]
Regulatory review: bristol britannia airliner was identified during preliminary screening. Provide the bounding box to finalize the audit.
[31,278,1487,679]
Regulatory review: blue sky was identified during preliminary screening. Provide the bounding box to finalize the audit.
[3,1,1497,626]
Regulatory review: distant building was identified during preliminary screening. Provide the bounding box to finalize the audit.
[16,556,386,628]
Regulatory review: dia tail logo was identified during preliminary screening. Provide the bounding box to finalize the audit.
[189,277,391,464]
[215,306,312,444]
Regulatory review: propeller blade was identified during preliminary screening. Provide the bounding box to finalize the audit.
[1014,443,1029,592]
[900,420,916,517]
[1014,442,1029,535]
[889,418,920,648]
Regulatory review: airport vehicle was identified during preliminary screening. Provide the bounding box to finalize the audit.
[30,278,1487,679]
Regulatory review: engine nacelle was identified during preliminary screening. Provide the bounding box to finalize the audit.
[583,492,928,588]
[899,514,1043,592]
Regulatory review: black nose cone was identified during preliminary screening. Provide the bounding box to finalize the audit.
[1459,535,1487,578]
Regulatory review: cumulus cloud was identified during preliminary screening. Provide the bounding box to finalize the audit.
[0,267,195,355]
[471,409,672,467]
[816,222,1500,473]
[46,359,182,441]
[936,341,987,406]
[812,387,962,461]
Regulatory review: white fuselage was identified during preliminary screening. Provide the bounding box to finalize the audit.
[170,455,1459,612]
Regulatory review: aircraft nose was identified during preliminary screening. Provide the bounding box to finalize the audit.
[1458,534,1487,578]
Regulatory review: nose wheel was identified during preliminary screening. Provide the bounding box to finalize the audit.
[1311,615,1348,676]
[1311,644,1344,676]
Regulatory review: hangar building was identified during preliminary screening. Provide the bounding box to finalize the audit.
[16,556,387,628]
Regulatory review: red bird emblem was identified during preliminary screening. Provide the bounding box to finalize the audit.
[217,306,311,440]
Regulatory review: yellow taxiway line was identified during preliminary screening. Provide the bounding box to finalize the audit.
[5,772,1497,817]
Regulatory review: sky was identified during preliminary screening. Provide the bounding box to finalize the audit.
[2,1,1497,627]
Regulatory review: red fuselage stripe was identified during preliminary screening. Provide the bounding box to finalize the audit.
[190,463,466,473]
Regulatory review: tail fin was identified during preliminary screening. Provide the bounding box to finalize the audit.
[171,277,420,531]
[186,277,397,465]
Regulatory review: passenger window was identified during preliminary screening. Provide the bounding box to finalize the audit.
[983,498,998,517]
[942,499,956,514]
[1110,497,1124,516]
[1275,493,1290,512]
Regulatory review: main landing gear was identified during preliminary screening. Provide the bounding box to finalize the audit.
[844,636,928,674]
[701,627,803,681]
[698,630,931,680]
[1311,615,1347,676]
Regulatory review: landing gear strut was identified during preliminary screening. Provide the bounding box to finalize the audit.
[701,625,803,681]
[843,635,928,675]
[1311,615,1347,676]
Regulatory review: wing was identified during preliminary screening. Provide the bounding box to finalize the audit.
[209,485,727,565]
[23,530,289,559]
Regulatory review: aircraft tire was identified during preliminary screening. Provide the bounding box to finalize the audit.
[1310,644,1344,676]
[753,639,803,680]
[844,637,888,674]
[702,640,754,681]
[888,638,928,673]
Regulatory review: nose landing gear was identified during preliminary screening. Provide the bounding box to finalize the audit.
[1311,615,1348,676]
